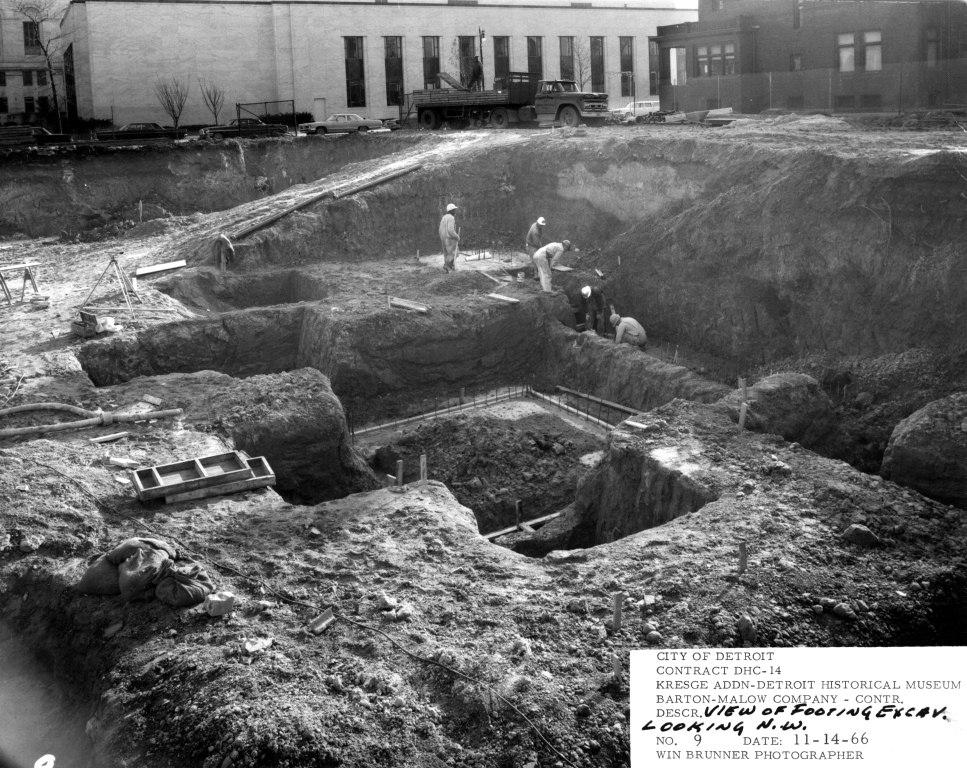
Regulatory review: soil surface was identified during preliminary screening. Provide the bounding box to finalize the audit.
[1,119,966,768]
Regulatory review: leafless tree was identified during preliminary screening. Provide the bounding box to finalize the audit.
[15,0,68,132]
[154,76,190,129]
[572,38,593,91]
[198,78,225,124]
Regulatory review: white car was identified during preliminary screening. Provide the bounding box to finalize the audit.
[611,100,661,123]
[298,113,385,135]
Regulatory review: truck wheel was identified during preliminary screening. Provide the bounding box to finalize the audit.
[316,127,327,135]
[419,110,440,130]
[358,126,368,132]
[490,108,510,129]
[558,106,580,128]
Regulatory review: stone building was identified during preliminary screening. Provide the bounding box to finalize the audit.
[655,0,967,114]
[60,0,698,127]
[0,0,69,126]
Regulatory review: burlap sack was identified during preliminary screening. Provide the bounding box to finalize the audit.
[76,554,121,595]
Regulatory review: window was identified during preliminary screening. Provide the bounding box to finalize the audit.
[559,37,574,81]
[838,33,855,72]
[527,36,543,79]
[24,96,35,113]
[619,37,634,97]
[0,97,7,114]
[37,70,47,86]
[667,46,687,86]
[23,21,41,55]
[384,36,402,106]
[0,72,5,87]
[834,94,854,109]
[423,36,440,88]
[724,43,735,75]
[697,46,709,77]
[493,36,510,87]
[23,70,33,86]
[793,0,804,30]
[790,54,803,72]
[864,31,881,71]
[458,36,476,87]
[710,44,725,75]
[926,28,939,68]
[860,94,882,108]
[38,95,49,112]
[590,36,604,92]
[344,37,366,108]
[649,39,659,93]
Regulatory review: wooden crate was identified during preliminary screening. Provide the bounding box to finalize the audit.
[164,456,276,504]
[132,451,254,501]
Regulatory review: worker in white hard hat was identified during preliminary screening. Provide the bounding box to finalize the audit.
[580,284,607,335]
[611,312,648,348]
[532,240,572,293]
[525,216,546,260]
[438,203,460,272]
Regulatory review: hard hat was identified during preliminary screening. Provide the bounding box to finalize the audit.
[581,286,591,299]
[563,239,571,249]
[610,313,621,326]
[537,217,546,226]
[446,203,458,212]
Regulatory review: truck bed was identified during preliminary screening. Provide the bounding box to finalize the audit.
[410,89,512,107]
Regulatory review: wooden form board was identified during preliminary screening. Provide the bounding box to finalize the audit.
[486,293,519,304]
[164,456,275,504]
[389,297,429,314]
[134,260,187,277]
[132,451,253,501]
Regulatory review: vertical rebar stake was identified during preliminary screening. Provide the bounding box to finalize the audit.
[396,460,404,488]
[612,592,623,632]
[738,541,748,574]
[515,500,522,530]
[420,454,427,485]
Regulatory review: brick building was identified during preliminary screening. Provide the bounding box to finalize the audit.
[59,0,699,128]
[0,0,69,126]
[655,0,967,114]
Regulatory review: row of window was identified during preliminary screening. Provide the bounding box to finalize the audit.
[0,70,49,87]
[0,21,43,56]
[0,96,51,113]
[343,35,639,108]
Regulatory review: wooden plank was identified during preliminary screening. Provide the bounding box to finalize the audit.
[89,432,130,443]
[595,269,605,278]
[389,297,429,314]
[486,293,519,304]
[193,458,207,477]
[164,472,275,504]
[0,262,40,273]
[134,260,187,277]
[624,420,650,430]
[551,265,573,272]
[485,511,562,540]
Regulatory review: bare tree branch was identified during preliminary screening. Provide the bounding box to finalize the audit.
[154,76,190,129]
[198,78,226,125]
[15,0,67,132]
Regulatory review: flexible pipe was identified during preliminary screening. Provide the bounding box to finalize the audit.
[0,406,183,439]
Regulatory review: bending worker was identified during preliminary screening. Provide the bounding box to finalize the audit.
[525,216,545,258]
[439,203,460,272]
[533,240,572,293]
[611,312,648,348]
[580,285,607,334]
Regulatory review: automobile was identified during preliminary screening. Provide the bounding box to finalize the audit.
[198,118,288,141]
[381,117,402,131]
[298,113,385,135]
[0,125,72,145]
[95,122,188,141]
[611,100,661,123]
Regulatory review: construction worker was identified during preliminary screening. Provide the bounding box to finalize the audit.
[439,203,460,272]
[611,313,648,348]
[580,285,607,334]
[525,216,545,258]
[467,57,484,91]
[533,240,571,293]
[212,233,235,272]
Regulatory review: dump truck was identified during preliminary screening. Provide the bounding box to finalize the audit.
[407,72,609,129]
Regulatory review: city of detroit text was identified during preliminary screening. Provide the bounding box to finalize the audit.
[654,651,956,714]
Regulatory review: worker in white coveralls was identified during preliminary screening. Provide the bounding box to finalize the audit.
[611,313,648,348]
[532,240,571,293]
[439,203,460,272]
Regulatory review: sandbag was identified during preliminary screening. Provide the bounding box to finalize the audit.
[155,561,215,607]
[107,537,177,565]
[118,547,172,602]
[76,554,121,595]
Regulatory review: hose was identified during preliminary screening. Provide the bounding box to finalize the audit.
[0,403,183,439]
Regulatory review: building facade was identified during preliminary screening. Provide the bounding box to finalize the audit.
[655,0,967,114]
[60,0,698,127]
[0,0,69,126]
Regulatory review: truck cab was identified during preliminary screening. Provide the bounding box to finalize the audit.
[532,79,610,127]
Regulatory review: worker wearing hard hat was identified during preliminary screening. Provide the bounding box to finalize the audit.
[580,285,607,335]
[525,216,546,259]
[532,240,572,293]
[611,313,648,348]
[439,203,460,272]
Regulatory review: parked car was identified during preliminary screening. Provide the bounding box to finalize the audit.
[611,100,661,123]
[298,113,385,135]
[381,117,402,131]
[0,125,72,145]
[198,118,288,141]
[96,122,188,140]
